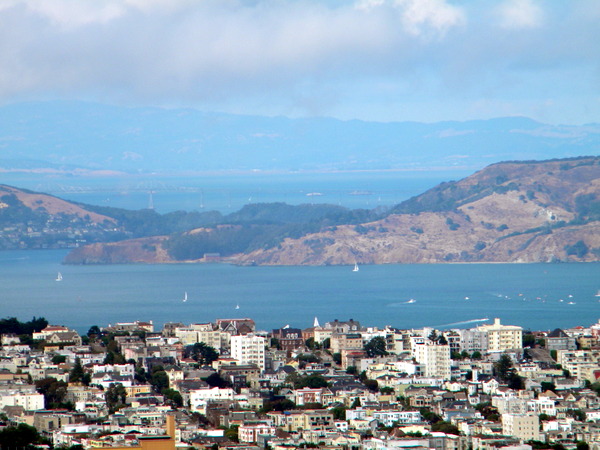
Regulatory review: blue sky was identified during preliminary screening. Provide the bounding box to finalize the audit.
[0,0,598,124]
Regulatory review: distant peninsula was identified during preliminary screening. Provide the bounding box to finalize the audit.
[2,156,596,265]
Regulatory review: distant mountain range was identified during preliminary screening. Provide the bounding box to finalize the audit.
[0,101,599,173]
[52,156,600,265]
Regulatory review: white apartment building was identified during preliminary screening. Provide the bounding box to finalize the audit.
[413,342,451,380]
[372,410,422,427]
[238,421,276,443]
[231,334,266,371]
[477,318,522,352]
[189,387,236,412]
[0,389,44,411]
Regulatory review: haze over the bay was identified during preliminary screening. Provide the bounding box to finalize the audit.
[0,0,599,125]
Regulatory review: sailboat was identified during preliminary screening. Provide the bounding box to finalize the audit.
[595,290,600,297]
[55,272,63,282]
[235,304,240,310]
[183,292,188,302]
[352,263,359,272]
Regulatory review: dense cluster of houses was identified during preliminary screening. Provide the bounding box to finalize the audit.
[1,316,600,450]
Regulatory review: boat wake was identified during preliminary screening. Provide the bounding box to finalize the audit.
[435,318,489,328]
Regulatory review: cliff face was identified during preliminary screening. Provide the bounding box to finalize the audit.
[62,156,600,265]
[63,236,171,264]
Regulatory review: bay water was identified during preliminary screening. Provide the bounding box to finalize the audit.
[1,249,598,334]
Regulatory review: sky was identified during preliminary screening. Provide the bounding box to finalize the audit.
[0,0,598,124]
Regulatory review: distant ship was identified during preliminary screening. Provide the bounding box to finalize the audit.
[55,272,62,282]
[353,263,359,272]
[595,290,600,297]
[407,298,416,304]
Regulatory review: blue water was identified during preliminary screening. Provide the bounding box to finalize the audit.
[2,170,471,213]
[0,249,598,334]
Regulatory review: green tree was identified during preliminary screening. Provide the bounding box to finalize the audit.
[105,383,127,413]
[151,369,170,393]
[431,421,460,435]
[330,406,347,420]
[87,325,101,338]
[287,373,328,389]
[0,423,47,447]
[576,442,590,450]
[305,337,319,350]
[364,337,388,357]
[69,357,89,385]
[162,388,183,407]
[184,342,219,366]
[204,373,231,389]
[52,354,67,364]
[494,354,513,381]
[35,377,71,409]
[223,425,239,442]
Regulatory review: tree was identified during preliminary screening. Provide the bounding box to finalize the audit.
[494,354,513,381]
[205,373,231,389]
[305,337,319,350]
[330,406,347,420]
[162,388,183,407]
[87,325,101,338]
[287,373,328,389]
[52,354,67,364]
[35,377,71,409]
[332,353,341,365]
[364,337,388,357]
[541,381,556,393]
[105,383,127,413]
[69,357,89,385]
[151,369,170,393]
[184,342,219,366]
[523,333,536,347]
[0,423,47,448]
[432,421,460,435]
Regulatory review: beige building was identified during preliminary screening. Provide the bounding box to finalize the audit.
[477,318,522,352]
[502,413,539,441]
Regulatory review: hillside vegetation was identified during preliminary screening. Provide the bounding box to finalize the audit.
[60,156,600,265]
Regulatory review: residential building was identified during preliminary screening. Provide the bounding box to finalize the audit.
[477,318,523,352]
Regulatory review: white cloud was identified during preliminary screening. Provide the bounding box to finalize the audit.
[0,0,597,123]
[496,0,544,29]
[395,0,466,36]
